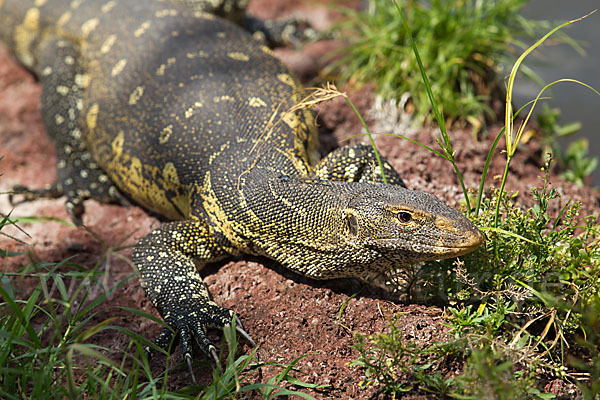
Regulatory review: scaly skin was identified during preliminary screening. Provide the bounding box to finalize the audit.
[0,0,484,381]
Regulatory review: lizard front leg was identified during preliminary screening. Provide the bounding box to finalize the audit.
[133,219,255,382]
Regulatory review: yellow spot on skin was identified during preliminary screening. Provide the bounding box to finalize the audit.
[128,86,144,105]
[435,217,459,234]
[111,131,124,158]
[184,102,203,118]
[261,45,274,56]
[134,21,151,38]
[248,97,266,107]
[277,73,295,87]
[57,10,71,25]
[213,95,234,103]
[64,55,74,64]
[55,114,64,125]
[159,125,173,144]
[155,57,176,76]
[100,34,117,54]
[101,0,117,13]
[155,9,177,17]
[186,51,208,59]
[74,73,90,88]
[23,8,40,30]
[163,162,179,185]
[281,111,300,130]
[34,0,47,6]
[70,0,83,9]
[86,103,99,131]
[14,8,40,67]
[112,154,190,220]
[344,164,358,177]
[81,18,99,37]
[111,58,127,76]
[193,11,214,19]
[227,52,249,61]
[42,66,52,76]
[56,85,69,95]
[217,32,225,38]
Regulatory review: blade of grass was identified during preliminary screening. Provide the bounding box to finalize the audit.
[391,0,470,212]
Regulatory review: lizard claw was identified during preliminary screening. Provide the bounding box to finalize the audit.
[234,315,257,347]
[208,345,220,368]
[185,353,198,384]
[147,304,254,382]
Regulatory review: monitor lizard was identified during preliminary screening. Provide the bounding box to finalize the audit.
[0,0,484,381]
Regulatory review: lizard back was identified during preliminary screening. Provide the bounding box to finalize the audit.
[0,0,319,220]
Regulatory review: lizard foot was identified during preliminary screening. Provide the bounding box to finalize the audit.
[148,304,255,384]
[9,182,128,225]
[9,184,63,205]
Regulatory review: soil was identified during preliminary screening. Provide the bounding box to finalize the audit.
[1,1,598,399]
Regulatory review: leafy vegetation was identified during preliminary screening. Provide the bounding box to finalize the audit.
[327,0,578,128]
[0,217,320,399]
[335,3,600,398]
[350,158,600,398]
[536,104,598,186]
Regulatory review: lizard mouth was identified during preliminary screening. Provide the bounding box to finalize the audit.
[372,228,484,256]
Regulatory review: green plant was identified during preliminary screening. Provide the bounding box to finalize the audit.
[349,161,599,397]
[327,0,577,127]
[559,138,598,187]
[535,103,582,153]
[349,314,441,395]
[534,104,599,186]
[0,216,321,399]
[568,295,600,399]
[326,4,600,396]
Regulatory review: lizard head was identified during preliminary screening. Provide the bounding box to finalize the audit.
[340,184,484,268]
[244,174,483,280]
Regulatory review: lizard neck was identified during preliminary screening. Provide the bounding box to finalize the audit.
[238,170,364,278]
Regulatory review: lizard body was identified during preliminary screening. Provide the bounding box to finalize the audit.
[0,0,483,379]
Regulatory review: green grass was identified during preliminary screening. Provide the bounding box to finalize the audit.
[327,0,579,129]
[534,104,600,187]
[0,216,321,399]
[324,4,600,398]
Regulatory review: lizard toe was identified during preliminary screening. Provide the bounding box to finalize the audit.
[9,184,63,206]
[152,324,178,353]
[150,303,253,381]
[234,315,256,347]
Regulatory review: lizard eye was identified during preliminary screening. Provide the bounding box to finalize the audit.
[397,211,412,223]
[347,213,358,236]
